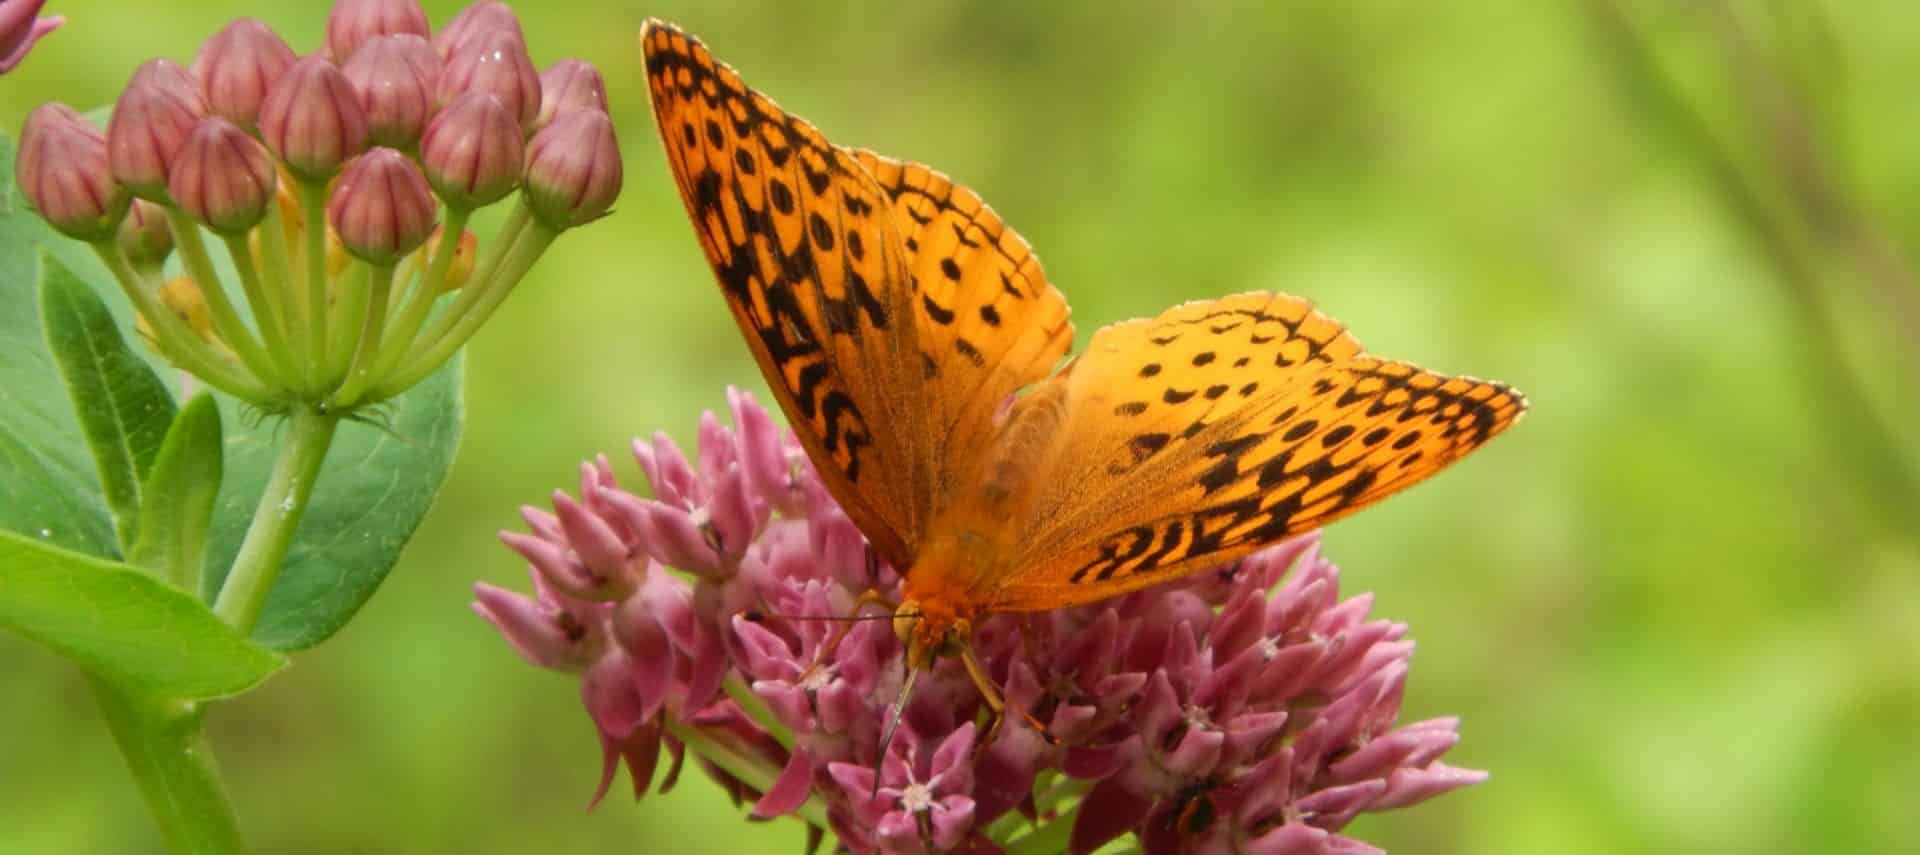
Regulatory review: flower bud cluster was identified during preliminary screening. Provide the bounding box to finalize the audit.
[479,389,1486,854]
[14,1,622,411]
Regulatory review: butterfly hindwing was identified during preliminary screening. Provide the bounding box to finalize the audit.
[984,292,1526,610]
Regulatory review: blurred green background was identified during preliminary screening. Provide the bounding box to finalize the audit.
[4,1,1919,853]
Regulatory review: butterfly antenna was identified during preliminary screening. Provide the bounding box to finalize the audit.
[741,609,895,623]
[872,658,922,799]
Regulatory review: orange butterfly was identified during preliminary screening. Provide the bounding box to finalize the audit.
[640,20,1524,737]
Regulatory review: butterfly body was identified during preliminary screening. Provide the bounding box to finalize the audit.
[640,20,1525,725]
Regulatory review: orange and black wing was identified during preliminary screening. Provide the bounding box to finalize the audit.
[986,292,1525,610]
[641,21,1075,566]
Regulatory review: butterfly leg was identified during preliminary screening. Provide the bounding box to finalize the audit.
[958,641,1057,748]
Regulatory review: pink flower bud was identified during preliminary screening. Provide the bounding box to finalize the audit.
[434,29,540,131]
[326,0,429,63]
[534,59,607,131]
[341,33,440,148]
[522,109,622,229]
[107,59,208,200]
[327,147,437,264]
[169,117,277,235]
[117,200,174,269]
[433,1,521,58]
[16,103,129,240]
[191,18,296,130]
[0,0,61,74]
[419,92,521,208]
[259,55,369,180]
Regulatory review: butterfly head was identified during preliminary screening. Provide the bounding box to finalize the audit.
[893,598,971,669]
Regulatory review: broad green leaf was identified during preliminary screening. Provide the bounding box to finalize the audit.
[40,252,178,553]
[0,529,285,699]
[128,394,223,592]
[204,361,464,651]
[0,133,130,558]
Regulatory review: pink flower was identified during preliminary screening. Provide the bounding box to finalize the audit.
[0,0,61,74]
[477,390,1484,853]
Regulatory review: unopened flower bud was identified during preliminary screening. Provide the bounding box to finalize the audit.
[534,59,608,132]
[523,109,622,229]
[117,200,174,270]
[107,60,208,200]
[423,226,478,292]
[327,147,437,264]
[419,92,521,208]
[16,103,129,240]
[169,117,277,235]
[435,30,540,131]
[433,1,521,59]
[191,18,296,130]
[0,0,61,74]
[259,56,369,181]
[326,0,429,63]
[341,33,440,149]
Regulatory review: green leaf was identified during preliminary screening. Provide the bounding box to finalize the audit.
[128,394,223,592]
[205,360,464,650]
[0,528,285,699]
[40,251,179,553]
[0,133,133,559]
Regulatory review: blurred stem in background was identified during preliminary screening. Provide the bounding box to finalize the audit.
[1587,0,1920,543]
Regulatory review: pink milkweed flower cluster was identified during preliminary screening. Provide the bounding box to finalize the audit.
[477,389,1486,855]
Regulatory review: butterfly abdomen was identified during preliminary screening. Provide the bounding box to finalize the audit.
[975,381,1070,511]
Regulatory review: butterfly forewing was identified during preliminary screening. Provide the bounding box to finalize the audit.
[642,22,1080,568]
[850,150,1074,508]
[984,292,1525,610]
[642,23,929,565]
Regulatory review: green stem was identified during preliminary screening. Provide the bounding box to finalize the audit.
[89,242,271,401]
[361,207,471,391]
[211,404,340,631]
[222,235,299,383]
[374,215,555,398]
[322,263,370,390]
[409,202,527,353]
[722,675,795,752]
[662,717,832,831]
[1002,805,1078,855]
[166,210,282,387]
[90,678,245,855]
[301,180,330,380]
[329,263,396,407]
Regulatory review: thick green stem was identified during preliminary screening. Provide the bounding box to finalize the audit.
[374,216,555,398]
[88,242,271,401]
[662,717,831,831]
[166,210,281,387]
[211,405,340,631]
[90,678,245,855]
